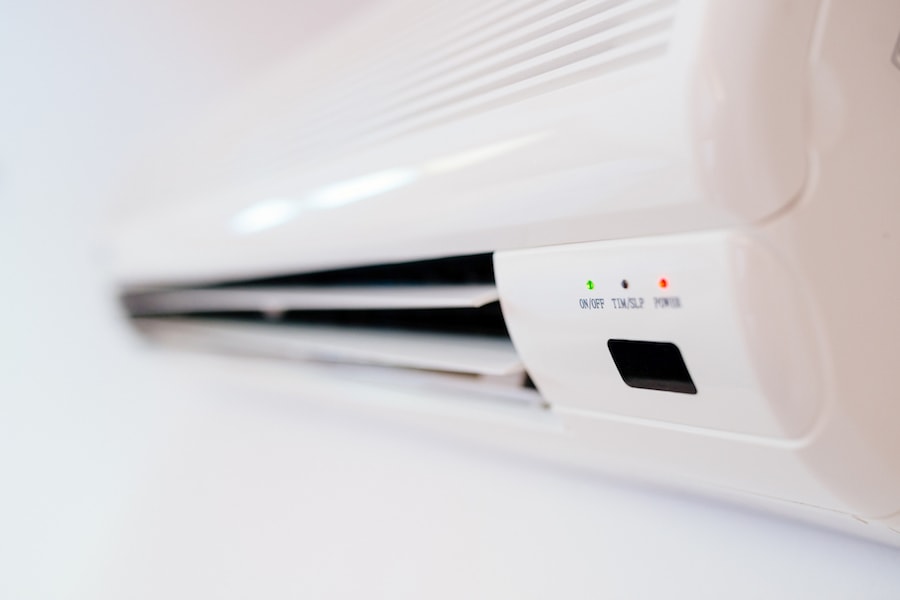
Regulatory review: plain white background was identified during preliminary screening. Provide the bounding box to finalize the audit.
[2,1,900,598]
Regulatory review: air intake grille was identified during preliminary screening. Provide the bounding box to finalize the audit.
[279,0,678,157]
[170,0,678,195]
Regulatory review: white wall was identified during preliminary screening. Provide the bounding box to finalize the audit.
[2,2,899,598]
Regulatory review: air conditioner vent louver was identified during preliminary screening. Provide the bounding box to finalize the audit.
[123,254,533,388]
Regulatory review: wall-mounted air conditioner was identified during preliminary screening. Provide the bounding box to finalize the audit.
[110,0,900,545]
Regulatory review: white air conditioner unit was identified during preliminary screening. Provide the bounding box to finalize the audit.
[110,0,900,545]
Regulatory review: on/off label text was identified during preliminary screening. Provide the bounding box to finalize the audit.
[578,298,605,310]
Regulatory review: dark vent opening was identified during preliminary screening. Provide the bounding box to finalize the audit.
[211,253,494,288]
[282,304,508,337]
[152,302,509,338]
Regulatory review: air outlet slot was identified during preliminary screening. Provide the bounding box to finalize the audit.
[216,253,496,287]
[122,254,535,390]
[132,318,521,378]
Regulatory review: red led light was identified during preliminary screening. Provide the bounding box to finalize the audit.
[658,278,668,289]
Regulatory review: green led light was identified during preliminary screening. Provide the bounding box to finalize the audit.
[586,280,595,290]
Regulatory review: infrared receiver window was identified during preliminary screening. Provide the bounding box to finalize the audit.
[607,339,697,394]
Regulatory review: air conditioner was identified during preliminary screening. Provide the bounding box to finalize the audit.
[110,0,900,545]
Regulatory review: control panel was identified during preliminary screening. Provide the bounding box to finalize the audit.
[494,231,825,440]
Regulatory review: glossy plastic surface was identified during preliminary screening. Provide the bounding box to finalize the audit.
[494,231,824,440]
[111,0,817,285]
[108,0,900,545]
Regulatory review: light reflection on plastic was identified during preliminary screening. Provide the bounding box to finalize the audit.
[422,131,549,175]
[230,131,551,235]
[306,167,418,210]
[230,168,417,235]
[230,197,300,235]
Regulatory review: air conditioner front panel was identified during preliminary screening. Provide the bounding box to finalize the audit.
[111,0,817,286]
[108,0,900,546]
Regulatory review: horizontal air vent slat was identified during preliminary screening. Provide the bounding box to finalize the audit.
[123,284,499,316]
[135,318,523,377]
[122,253,538,394]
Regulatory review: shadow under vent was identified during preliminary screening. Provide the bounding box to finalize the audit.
[123,254,530,384]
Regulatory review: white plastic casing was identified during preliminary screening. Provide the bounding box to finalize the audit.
[110,0,818,285]
[494,232,824,440]
[109,0,900,543]
[495,0,900,531]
